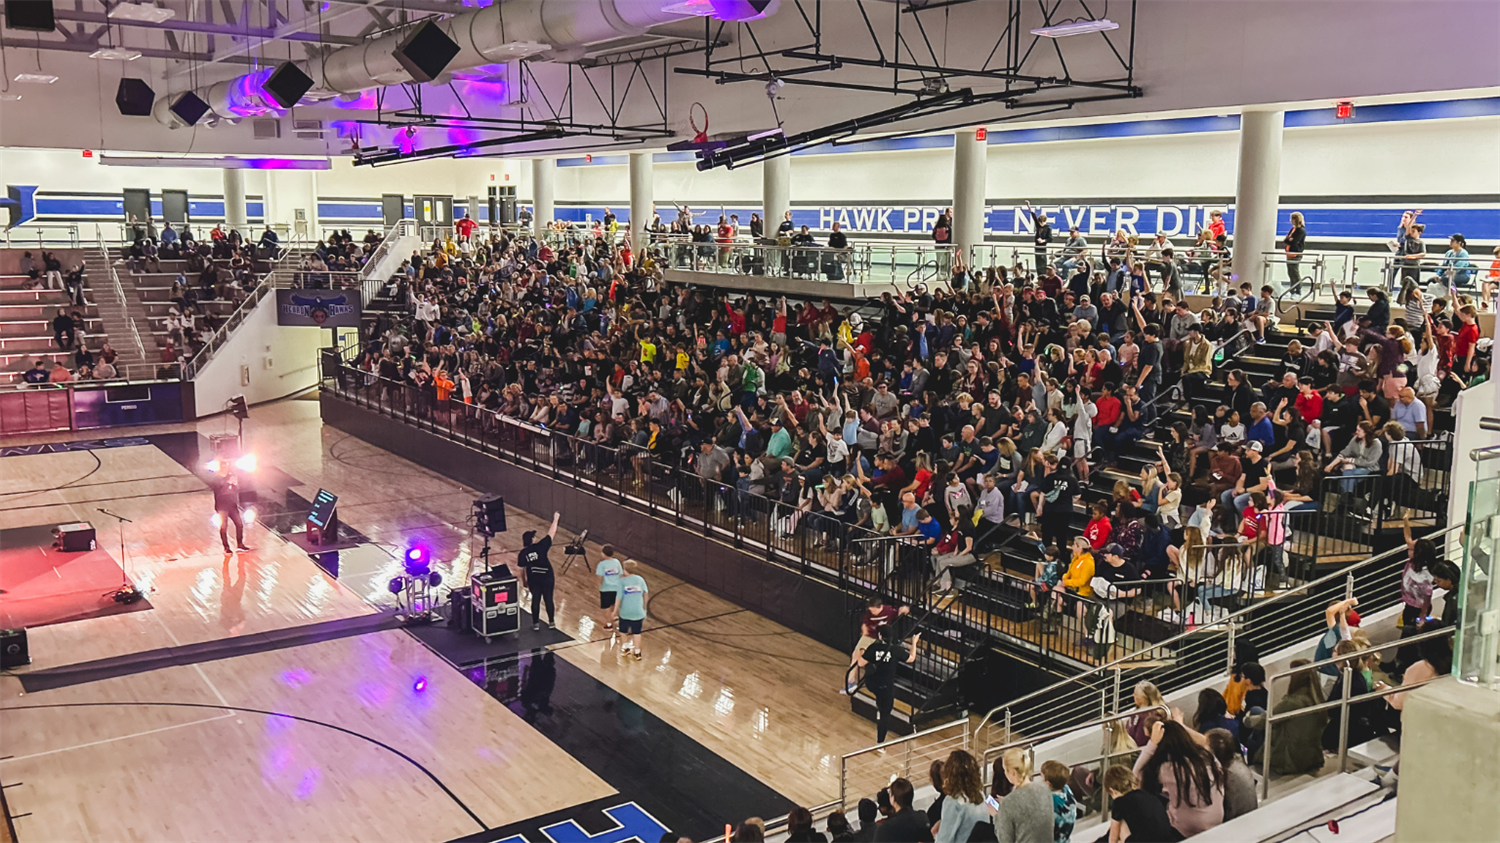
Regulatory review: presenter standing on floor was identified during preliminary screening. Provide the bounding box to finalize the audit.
[213,469,251,554]
[518,511,561,631]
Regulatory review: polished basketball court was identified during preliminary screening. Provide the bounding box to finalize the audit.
[0,398,877,842]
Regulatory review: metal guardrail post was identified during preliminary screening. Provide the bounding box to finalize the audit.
[1336,664,1353,775]
[1003,708,1011,748]
[1345,572,1356,602]
[1260,676,1277,800]
[1227,622,1238,675]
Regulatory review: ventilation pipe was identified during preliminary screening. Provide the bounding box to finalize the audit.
[155,0,778,127]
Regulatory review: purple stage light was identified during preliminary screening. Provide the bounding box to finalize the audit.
[413,677,428,692]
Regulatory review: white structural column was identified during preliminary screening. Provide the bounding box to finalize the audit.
[1230,109,1285,287]
[532,158,555,238]
[953,129,987,261]
[763,154,791,233]
[222,168,248,234]
[629,152,653,248]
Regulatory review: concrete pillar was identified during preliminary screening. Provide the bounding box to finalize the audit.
[763,154,791,236]
[1394,677,1500,842]
[629,152,653,249]
[222,167,247,235]
[953,129,987,262]
[1230,109,1285,288]
[531,158,554,239]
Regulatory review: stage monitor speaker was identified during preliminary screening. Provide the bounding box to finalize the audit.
[169,91,211,127]
[115,77,155,116]
[55,521,97,552]
[0,628,29,669]
[473,495,507,536]
[263,61,313,109]
[392,20,460,84]
[4,0,54,32]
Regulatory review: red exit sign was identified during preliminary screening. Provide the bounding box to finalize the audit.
[975,128,987,141]
[82,149,93,158]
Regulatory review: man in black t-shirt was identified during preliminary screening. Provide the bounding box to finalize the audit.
[857,627,919,744]
[518,511,562,630]
[1034,455,1076,552]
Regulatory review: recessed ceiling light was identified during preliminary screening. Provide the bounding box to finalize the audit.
[0,93,22,101]
[14,73,59,84]
[1030,19,1119,38]
[89,47,144,61]
[108,3,175,23]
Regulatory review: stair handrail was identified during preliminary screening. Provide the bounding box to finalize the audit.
[92,224,147,363]
[971,522,1461,761]
[839,716,970,812]
[1259,623,1455,798]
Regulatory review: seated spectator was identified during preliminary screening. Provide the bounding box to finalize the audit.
[1104,765,1176,843]
[872,778,931,843]
[1204,728,1258,821]
[786,807,827,843]
[993,748,1051,843]
[1133,720,1224,836]
[1248,659,1328,776]
[933,750,988,843]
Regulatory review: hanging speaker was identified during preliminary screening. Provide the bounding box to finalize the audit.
[169,91,210,127]
[4,0,55,32]
[262,61,314,109]
[115,77,155,116]
[392,20,460,84]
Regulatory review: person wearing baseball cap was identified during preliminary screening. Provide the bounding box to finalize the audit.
[1221,439,1270,515]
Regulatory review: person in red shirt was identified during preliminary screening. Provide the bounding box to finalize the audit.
[1207,209,1227,241]
[1238,491,1268,542]
[455,213,478,241]
[844,595,909,694]
[1084,501,1113,550]
[1294,380,1323,422]
[1092,383,1123,454]
[1453,305,1482,374]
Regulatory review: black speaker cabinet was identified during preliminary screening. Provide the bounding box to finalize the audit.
[169,91,211,126]
[115,77,155,116]
[392,20,460,84]
[263,61,314,109]
[55,521,96,552]
[0,628,29,669]
[4,0,54,32]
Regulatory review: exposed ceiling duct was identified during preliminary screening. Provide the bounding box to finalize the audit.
[154,0,779,127]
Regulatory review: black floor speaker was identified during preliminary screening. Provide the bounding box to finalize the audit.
[1,628,29,669]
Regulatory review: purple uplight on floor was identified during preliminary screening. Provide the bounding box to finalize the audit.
[413,676,428,692]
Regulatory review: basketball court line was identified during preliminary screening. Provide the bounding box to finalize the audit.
[0,712,236,764]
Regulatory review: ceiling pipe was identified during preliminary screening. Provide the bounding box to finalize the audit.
[155,0,778,128]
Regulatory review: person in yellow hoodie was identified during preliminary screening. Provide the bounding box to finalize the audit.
[1061,534,1096,598]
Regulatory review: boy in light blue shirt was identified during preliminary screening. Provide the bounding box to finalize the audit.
[614,562,650,660]
[594,544,623,631]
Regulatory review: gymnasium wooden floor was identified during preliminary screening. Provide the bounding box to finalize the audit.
[0,399,877,843]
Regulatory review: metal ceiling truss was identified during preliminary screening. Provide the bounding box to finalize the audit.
[680,0,1144,170]
[352,53,680,166]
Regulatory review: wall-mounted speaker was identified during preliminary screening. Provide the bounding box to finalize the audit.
[4,0,54,32]
[262,61,313,109]
[115,77,155,116]
[169,91,210,126]
[392,20,460,84]
[0,628,29,669]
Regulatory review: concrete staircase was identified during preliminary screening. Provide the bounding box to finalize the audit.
[86,242,151,375]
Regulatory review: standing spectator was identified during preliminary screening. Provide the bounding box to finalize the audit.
[1023,201,1052,276]
[1282,211,1307,291]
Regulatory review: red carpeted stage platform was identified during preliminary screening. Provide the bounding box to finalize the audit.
[0,524,152,630]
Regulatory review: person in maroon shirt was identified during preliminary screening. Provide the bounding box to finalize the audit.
[1092,382,1124,457]
[842,595,909,694]
[1453,305,1481,374]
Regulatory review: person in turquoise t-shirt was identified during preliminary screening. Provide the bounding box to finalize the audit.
[614,562,649,661]
[594,544,623,631]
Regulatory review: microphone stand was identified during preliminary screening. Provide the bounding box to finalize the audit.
[97,508,143,603]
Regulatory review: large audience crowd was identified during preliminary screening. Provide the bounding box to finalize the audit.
[350,216,1486,638]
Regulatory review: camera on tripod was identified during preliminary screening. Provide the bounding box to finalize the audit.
[564,529,589,556]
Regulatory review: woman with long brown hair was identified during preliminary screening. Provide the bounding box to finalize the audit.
[933,750,989,843]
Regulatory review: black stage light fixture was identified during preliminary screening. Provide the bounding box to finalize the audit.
[228,394,250,420]
[169,91,211,127]
[115,77,155,116]
[472,495,507,536]
[263,61,314,109]
[392,20,460,84]
[4,0,55,32]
